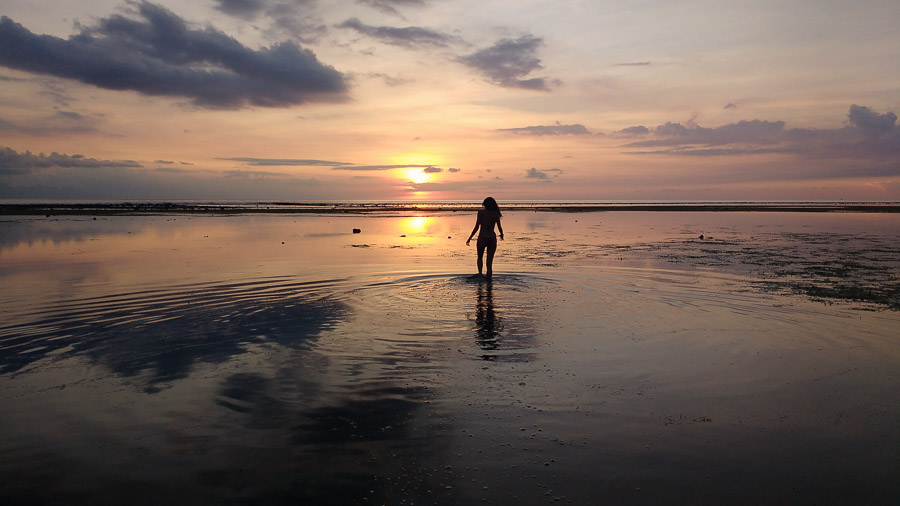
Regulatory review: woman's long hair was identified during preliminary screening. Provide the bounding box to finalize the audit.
[482,197,501,216]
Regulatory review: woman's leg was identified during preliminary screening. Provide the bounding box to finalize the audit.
[476,239,485,274]
[485,240,497,279]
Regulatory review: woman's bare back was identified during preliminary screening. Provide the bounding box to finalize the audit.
[477,209,502,237]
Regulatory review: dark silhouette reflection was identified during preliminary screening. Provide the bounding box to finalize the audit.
[0,278,348,392]
[474,281,502,358]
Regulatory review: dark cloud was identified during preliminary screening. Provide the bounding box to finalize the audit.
[0,146,336,200]
[356,0,428,18]
[337,18,459,48]
[448,167,460,172]
[614,125,650,137]
[423,166,442,173]
[499,124,590,136]
[213,0,269,18]
[221,157,352,166]
[627,120,786,149]
[724,102,738,109]
[622,105,900,160]
[848,104,897,138]
[525,167,548,179]
[0,146,141,175]
[0,2,347,109]
[459,35,552,90]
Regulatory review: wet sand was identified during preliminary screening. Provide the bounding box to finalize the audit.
[1,211,898,504]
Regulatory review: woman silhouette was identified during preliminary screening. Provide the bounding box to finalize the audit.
[466,197,504,280]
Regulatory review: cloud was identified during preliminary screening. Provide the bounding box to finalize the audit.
[423,166,442,173]
[525,167,548,179]
[0,2,347,109]
[625,119,786,149]
[724,102,738,109]
[0,145,341,200]
[224,169,286,178]
[448,167,460,172]
[366,72,414,86]
[356,0,428,18]
[0,111,102,135]
[613,61,651,66]
[0,146,141,175]
[213,0,269,18]
[848,104,897,138]
[459,35,553,90]
[621,105,900,160]
[212,0,325,42]
[220,157,352,166]
[337,18,459,48]
[331,164,435,171]
[614,125,650,137]
[499,124,591,136]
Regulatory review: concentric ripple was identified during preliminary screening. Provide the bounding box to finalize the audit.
[1,264,847,383]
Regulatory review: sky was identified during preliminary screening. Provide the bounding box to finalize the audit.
[0,0,898,202]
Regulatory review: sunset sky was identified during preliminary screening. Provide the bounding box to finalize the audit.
[1,0,898,201]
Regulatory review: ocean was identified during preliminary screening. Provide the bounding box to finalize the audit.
[1,206,898,504]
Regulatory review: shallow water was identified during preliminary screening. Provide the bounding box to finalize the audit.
[1,212,898,504]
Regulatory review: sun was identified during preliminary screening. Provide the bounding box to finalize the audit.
[403,167,432,184]
[391,153,443,185]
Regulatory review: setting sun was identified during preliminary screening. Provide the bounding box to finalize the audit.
[402,167,432,184]
[391,153,443,185]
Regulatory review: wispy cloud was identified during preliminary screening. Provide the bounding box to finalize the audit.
[212,0,326,42]
[224,169,287,178]
[357,0,428,18]
[0,2,347,109]
[0,146,141,176]
[613,61,651,66]
[337,18,460,48]
[220,157,353,166]
[331,164,437,171]
[459,35,554,90]
[0,145,336,200]
[0,111,102,136]
[213,0,270,18]
[499,124,590,136]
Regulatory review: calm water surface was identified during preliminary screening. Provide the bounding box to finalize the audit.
[1,212,898,505]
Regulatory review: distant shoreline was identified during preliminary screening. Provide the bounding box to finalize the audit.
[2,202,899,215]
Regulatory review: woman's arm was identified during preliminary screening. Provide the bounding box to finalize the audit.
[466,212,482,245]
[497,218,504,240]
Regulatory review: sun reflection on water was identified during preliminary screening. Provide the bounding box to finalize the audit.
[401,216,432,235]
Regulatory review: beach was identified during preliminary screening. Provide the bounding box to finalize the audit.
[1,209,898,504]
